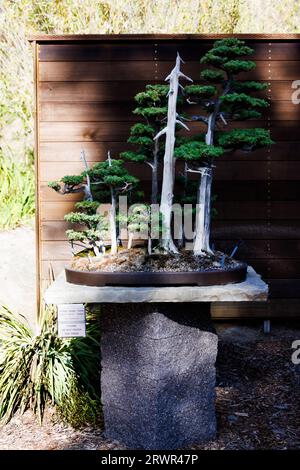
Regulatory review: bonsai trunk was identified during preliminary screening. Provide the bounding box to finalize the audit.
[92,243,101,257]
[110,189,118,254]
[194,167,213,255]
[127,231,134,250]
[80,150,93,201]
[151,137,159,205]
[157,59,182,254]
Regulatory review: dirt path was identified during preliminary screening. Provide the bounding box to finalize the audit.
[0,225,36,328]
[0,325,299,450]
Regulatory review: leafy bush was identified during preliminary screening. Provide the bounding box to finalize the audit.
[0,154,35,229]
[57,380,103,429]
[0,305,101,426]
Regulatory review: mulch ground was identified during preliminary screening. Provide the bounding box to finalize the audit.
[0,324,299,450]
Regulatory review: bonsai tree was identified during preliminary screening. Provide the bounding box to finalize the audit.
[64,201,108,257]
[175,38,273,255]
[120,84,169,204]
[154,53,192,253]
[86,152,139,254]
[49,151,139,256]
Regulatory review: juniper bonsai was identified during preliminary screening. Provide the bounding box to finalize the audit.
[120,84,169,205]
[175,38,273,255]
[48,151,138,256]
[86,152,139,254]
[65,201,108,257]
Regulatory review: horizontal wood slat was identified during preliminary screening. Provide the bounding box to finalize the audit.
[39,61,300,82]
[211,299,300,318]
[39,80,156,102]
[39,80,268,103]
[39,80,300,103]
[39,100,300,122]
[39,141,126,161]
[38,42,300,62]
[39,120,300,142]
[39,42,286,62]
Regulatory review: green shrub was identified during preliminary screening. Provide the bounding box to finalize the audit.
[0,154,35,229]
[57,379,102,429]
[0,305,101,426]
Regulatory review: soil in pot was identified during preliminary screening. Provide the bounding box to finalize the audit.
[70,248,245,274]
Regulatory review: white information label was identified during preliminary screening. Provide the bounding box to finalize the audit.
[57,303,86,338]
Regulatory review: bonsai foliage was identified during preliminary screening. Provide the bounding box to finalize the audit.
[175,38,273,255]
[120,85,168,204]
[87,152,139,254]
[48,151,138,256]
[65,201,108,257]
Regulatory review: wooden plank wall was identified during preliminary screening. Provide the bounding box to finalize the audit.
[36,37,300,318]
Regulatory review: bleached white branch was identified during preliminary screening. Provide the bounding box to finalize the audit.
[153,126,168,140]
[175,119,190,130]
[219,113,228,125]
[145,161,154,170]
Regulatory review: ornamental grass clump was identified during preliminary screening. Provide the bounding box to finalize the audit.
[0,305,101,426]
[0,154,35,229]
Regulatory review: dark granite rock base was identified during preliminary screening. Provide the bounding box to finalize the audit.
[100,303,218,450]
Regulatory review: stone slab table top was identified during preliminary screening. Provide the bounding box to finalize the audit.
[44,266,268,304]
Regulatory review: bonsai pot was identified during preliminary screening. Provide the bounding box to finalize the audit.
[65,262,248,287]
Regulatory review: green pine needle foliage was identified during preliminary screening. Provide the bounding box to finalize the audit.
[130,123,155,136]
[127,135,154,147]
[134,84,169,105]
[217,128,274,150]
[133,106,168,118]
[120,151,147,163]
[174,141,224,161]
[200,69,225,83]
[66,228,106,242]
[74,201,100,214]
[184,84,217,98]
[88,160,139,189]
[222,59,256,74]
[61,175,84,186]
[232,81,268,93]
[221,92,268,109]
[64,212,104,228]
[48,181,61,191]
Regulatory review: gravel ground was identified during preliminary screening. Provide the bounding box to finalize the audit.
[0,324,299,450]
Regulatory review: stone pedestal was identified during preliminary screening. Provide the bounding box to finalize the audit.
[44,266,268,450]
[100,303,218,450]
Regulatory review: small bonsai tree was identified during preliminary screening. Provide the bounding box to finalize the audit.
[86,152,139,254]
[120,85,169,204]
[65,201,108,257]
[175,38,273,255]
[49,151,139,256]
